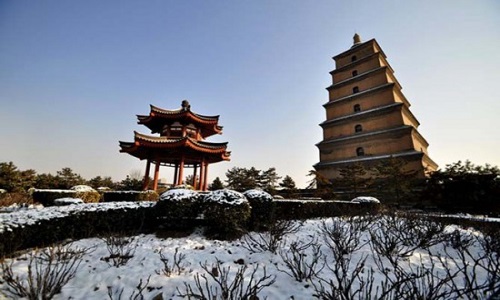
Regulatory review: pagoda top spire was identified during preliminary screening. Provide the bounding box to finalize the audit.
[353,33,362,45]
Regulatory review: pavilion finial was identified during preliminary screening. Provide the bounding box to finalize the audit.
[181,100,191,111]
[353,33,362,45]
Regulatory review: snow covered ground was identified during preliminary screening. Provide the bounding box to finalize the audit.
[1,206,499,299]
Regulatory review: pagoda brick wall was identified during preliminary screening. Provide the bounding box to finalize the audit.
[320,157,426,180]
[323,109,407,140]
[320,130,416,162]
[332,55,388,83]
[325,86,399,119]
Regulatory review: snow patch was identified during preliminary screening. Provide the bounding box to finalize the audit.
[159,189,199,202]
[70,185,96,192]
[243,189,273,202]
[53,198,84,206]
[204,189,248,205]
[351,196,381,204]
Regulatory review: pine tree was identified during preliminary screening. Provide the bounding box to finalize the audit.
[338,163,371,199]
[279,175,297,190]
[0,162,36,192]
[209,177,224,190]
[55,167,85,189]
[372,157,417,203]
[260,167,281,194]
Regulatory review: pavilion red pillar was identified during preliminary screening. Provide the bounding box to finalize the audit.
[153,161,160,191]
[198,160,205,191]
[192,165,198,188]
[177,156,185,185]
[173,163,179,187]
[142,159,151,190]
[203,161,209,191]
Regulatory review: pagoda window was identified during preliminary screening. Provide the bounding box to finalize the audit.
[353,86,359,94]
[354,104,361,112]
[186,123,197,138]
[169,122,183,137]
[352,70,358,77]
[356,147,365,156]
[351,55,357,62]
[355,124,363,133]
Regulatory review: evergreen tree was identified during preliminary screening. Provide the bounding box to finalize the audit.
[306,170,334,199]
[88,176,115,189]
[225,167,260,191]
[279,175,297,199]
[0,162,36,192]
[338,163,371,199]
[279,175,297,190]
[185,174,195,186]
[55,167,85,189]
[260,167,281,194]
[209,177,224,190]
[35,173,58,189]
[372,157,417,203]
[424,160,500,212]
[119,175,143,191]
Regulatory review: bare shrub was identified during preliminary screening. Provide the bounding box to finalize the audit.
[242,220,302,254]
[443,228,475,249]
[277,239,324,282]
[312,253,369,300]
[430,233,500,299]
[478,231,500,295]
[1,243,92,300]
[101,235,137,267]
[0,192,34,207]
[320,217,367,257]
[107,275,151,300]
[315,216,373,300]
[177,260,276,300]
[155,247,187,277]
[369,214,445,267]
[401,215,446,248]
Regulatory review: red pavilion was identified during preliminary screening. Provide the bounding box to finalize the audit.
[119,100,230,191]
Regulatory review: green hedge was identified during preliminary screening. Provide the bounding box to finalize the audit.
[243,189,275,230]
[0,205,157,257]
[1,193,381,256]
[203,189,251,239]
[155,189,204,228]
[32,189,100,206]
[102,191,159,202]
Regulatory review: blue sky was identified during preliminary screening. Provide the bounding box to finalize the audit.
[1,0,499,188]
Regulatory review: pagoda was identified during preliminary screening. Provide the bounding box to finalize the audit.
[314,34,437,184]
[119,100,230,191]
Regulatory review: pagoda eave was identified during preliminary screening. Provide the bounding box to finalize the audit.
[119,144,230,165]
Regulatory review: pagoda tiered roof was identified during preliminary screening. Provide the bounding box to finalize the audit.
[137,104,223,138]
[119,131,230,165]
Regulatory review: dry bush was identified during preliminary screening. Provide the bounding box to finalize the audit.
[136,190,159,202]
[0,192,34,207]
[1,243,92,300]
[100,235,137,267]
[369,214,446,267]
[177,260,276,300]
[314,213,500,300]
[74,190,101,203]
[107,276,151,300]
[242,220,302,254]
[320,217,367,257]
[277,238,324,282]
[155,247,187,277]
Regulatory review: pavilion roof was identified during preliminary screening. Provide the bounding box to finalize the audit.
[119,132,230,165]
[137,104,223,138]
